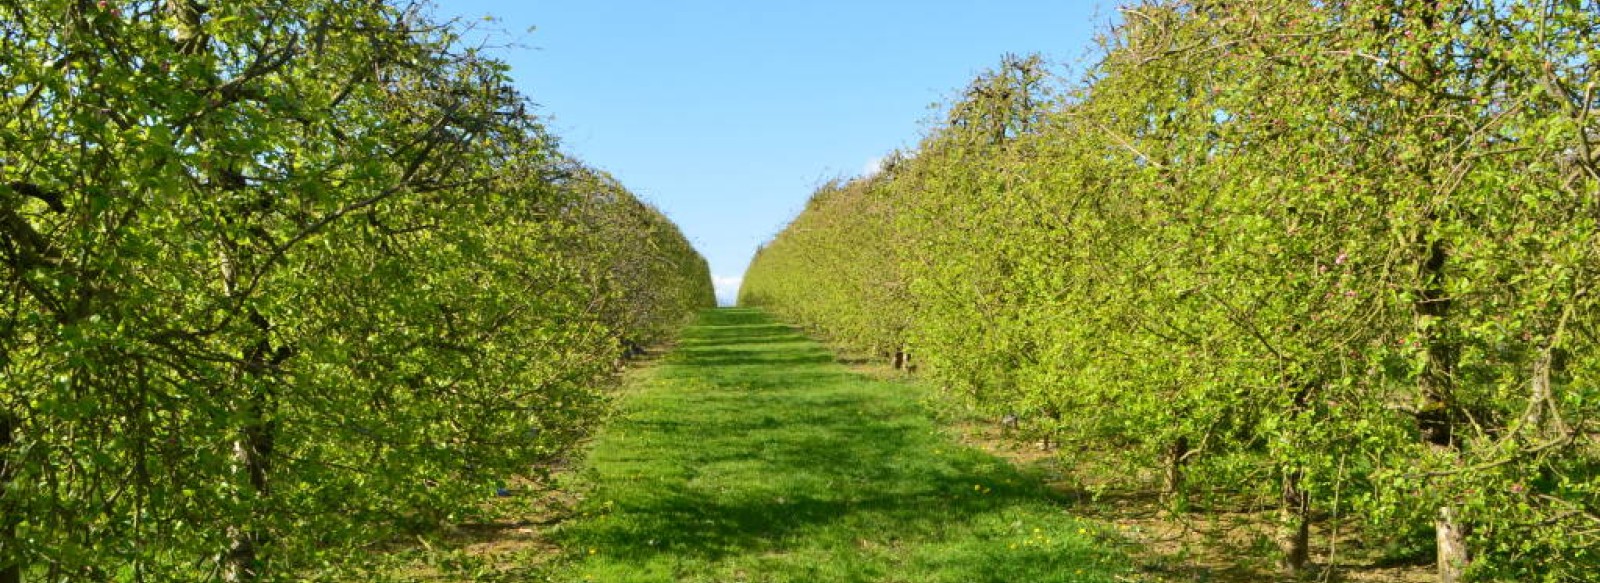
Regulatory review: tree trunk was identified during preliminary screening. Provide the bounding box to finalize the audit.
[1397,6,1471,579]
[1277,468,1311,575]
[222,312,282,583]
[892,348,907,370]
[1415,234,1467,581]
[1437,506,1468,583]
[1038,407,1061,451]
[1525,348,1553,433]
[1163,436,1189,511]
[222,396,275,582]
[1,412,18,583]
[1415,236,1456,451]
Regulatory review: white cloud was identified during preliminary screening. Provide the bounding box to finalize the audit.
[862,155,887,177]
[712,275,742,307]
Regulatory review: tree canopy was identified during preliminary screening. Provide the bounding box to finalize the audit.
[742,2,1600,579]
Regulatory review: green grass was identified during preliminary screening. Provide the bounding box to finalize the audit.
[548,308,1130,582]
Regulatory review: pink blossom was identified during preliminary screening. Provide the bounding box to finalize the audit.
[1335,252,1348,265]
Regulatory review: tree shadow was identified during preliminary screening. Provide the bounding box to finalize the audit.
[558,308,1115,578]
[567,403,1070,562]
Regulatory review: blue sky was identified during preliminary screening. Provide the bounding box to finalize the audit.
[430,1,1116,305]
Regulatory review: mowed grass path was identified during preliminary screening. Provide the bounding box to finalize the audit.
[550,308,1130,582]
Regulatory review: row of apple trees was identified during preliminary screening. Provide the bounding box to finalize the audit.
[742,1,1597,580]
[0,0,713,580]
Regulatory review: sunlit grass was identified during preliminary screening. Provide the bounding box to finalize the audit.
[547,308,1130,582]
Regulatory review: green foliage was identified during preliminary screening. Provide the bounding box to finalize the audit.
[0,1,710,580]
[555,159,716,353]
[740,171,913,360]
[743,1,1600,578]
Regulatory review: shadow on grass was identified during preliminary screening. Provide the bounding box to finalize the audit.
[669,347,837,368]
[555,308,1125,582]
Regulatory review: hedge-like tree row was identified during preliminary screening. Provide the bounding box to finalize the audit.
[741,2,1598,580]
[0,1,712,580]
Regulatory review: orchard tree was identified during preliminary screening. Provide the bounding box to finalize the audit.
[0,0,712,580]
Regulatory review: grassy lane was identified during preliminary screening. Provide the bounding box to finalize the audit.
[550,308,1130,582]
